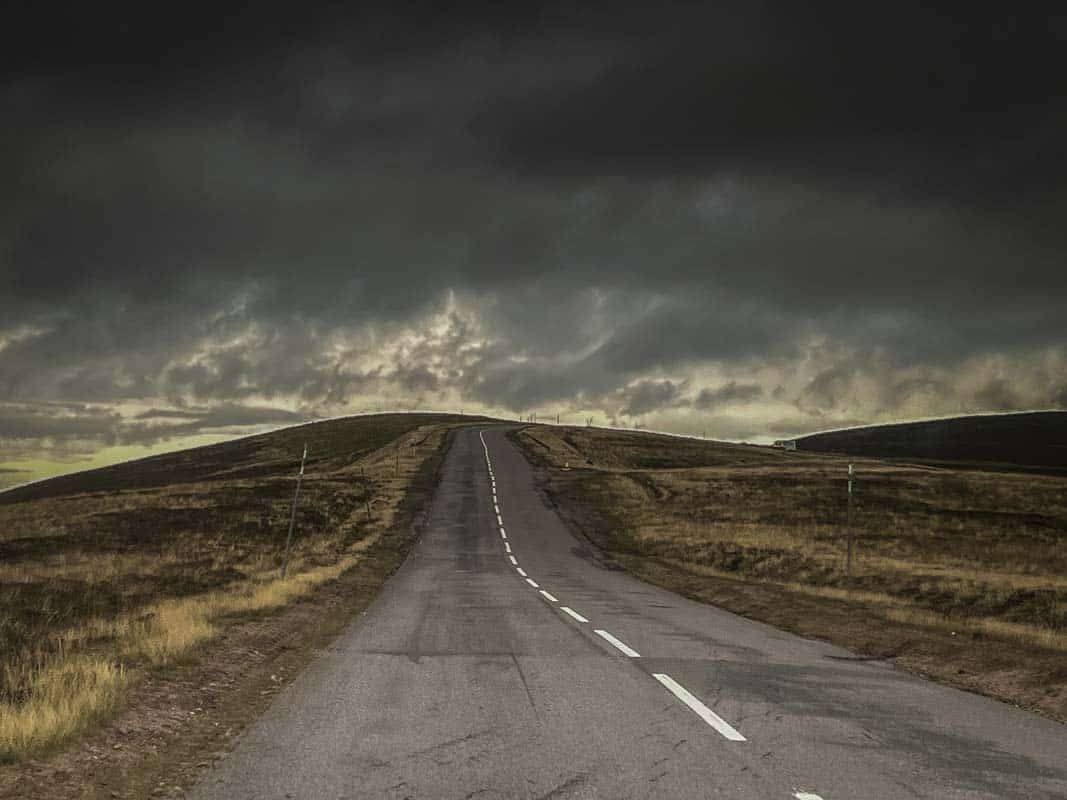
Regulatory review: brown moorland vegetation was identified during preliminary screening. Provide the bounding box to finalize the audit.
[0,413,477,764]
[513,423,1067,720]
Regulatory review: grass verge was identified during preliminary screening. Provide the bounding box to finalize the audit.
[511,424,1067,721]
[0,413,474,768]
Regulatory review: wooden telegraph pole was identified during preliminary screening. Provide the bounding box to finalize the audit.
[281,443,308,579]
[846,462,855,580]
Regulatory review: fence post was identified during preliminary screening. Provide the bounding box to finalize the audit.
[281,443,308,579]
[846,462,855,581]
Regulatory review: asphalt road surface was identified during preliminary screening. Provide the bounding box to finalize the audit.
[190,426,1067,799]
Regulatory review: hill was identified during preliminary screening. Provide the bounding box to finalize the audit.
[795,411,1067,472]
[0,412,477,764]
[512,422,1067,724]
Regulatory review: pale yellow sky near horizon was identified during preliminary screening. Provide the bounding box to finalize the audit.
[0,433,245,491]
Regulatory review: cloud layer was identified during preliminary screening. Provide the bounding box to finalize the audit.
[2,2,1065,467]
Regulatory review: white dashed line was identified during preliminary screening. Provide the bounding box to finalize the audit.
[594,629,641,658]
[504,542,511,553]
[494,504,500,514]
[539,590,558,602]
[793,793,825,800]
[500,528,507,539]
[517,568,527,577]
[509,555,518,566]
[560,606,588,623]
[652,673,746,741]
[497,514,503,525]
[525,578,540,589]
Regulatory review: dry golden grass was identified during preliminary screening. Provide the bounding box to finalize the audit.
[518,425,1067,653]
[0,657,128,760]
[0,415,469,761]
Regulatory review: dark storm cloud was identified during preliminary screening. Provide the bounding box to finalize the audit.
[0,403,122,442]
[619,379,685,417]
[118,404,311,446]
[695,382,763,410]
[133,405,306,428]
[480,5,1067,205]
[1,1,1065,451]
[0,400,311,460]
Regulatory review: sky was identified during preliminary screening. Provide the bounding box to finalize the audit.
[2,2,1066,486]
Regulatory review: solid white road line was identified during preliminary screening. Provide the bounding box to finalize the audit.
[509,555,518,565]
[652,673,746,742]
[504,542,511,553]
[594,629,641,658]
[539,590,558,602]
[517,568,527,577]
[525,578,540,589]
[560,606,588,623]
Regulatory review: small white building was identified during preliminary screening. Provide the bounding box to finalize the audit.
[772,439,797,451]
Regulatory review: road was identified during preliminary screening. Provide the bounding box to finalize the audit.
[190,426,1067,799]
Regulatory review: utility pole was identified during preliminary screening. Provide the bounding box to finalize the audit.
[281,443,308,579]
[361,465,371,520]
[846,462,855,581]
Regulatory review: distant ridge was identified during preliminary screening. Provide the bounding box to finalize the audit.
[795,411,1067,473]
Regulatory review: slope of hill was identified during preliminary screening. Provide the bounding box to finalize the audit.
[795,411,1067,472]
[511,422,1067,725]
[0,413,477,770]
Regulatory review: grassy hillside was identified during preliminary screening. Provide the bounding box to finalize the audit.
[795,411,1067,472]
[0,413,475,761]
[513,424,1067,720]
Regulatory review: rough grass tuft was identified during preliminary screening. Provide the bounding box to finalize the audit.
[0,657,127,761]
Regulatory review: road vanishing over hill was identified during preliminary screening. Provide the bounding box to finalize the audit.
[190,426,1067,799]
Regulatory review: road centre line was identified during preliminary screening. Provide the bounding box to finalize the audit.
[594,629,641,658]
[504,542,511,553]
[509,555,518,565]
[497,514,503,525]
[560,607,588,623]
[500,528,507,539]
[793,794,825,800]
[517,567,527,577]
[525,577,540,589]
[539,590,558,602]
[652,673,746,741]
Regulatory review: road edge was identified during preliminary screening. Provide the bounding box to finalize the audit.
[507,426,1067,726]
